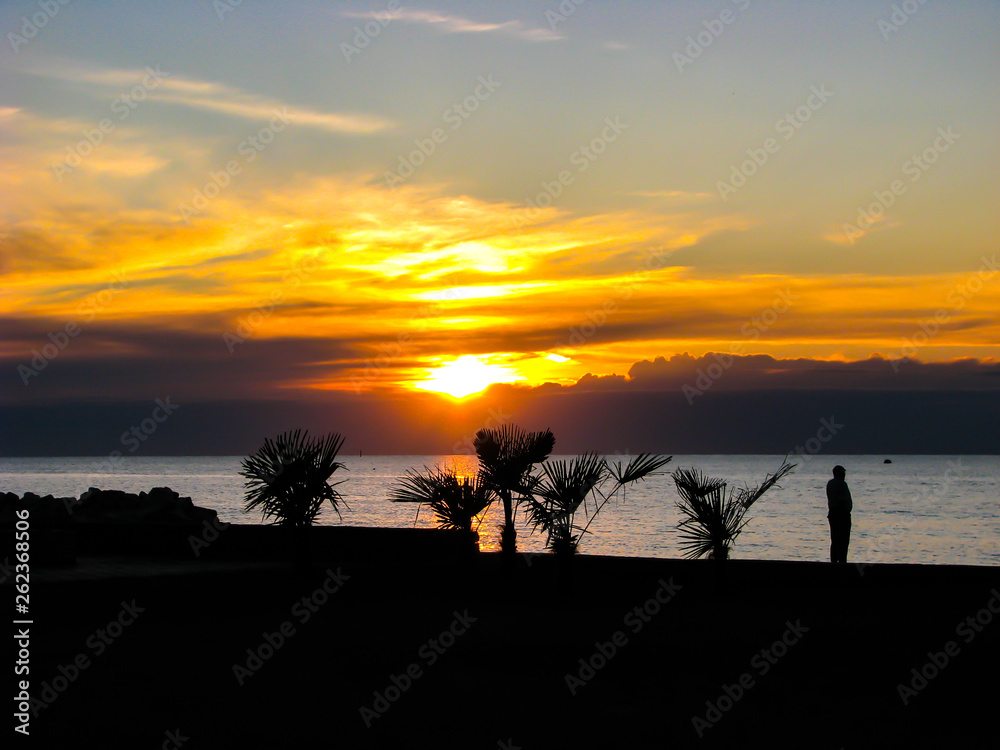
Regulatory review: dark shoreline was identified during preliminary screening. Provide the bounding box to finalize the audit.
[12,540,1000,748]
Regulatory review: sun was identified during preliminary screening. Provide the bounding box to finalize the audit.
[413,355,520,398]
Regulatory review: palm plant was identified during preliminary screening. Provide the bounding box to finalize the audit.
[525,453,673,555]
[672,460,795,560]
[390,467,495,534]
[473,425,555,555]
[523,453,605,555]
[241,429,348,526]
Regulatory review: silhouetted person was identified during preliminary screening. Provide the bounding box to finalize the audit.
[826,465,852,563]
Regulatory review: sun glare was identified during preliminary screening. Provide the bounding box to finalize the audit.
[413,355,520,398]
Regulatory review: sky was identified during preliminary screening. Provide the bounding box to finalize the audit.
[1,0,998,455]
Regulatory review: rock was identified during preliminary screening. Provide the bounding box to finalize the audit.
[0,491,77,526]
[71,487,219,525]
[2,487,218,526]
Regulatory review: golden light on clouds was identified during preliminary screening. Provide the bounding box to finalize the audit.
[2,1,998,463]
[4,73,997,400]
[414,283,552,302]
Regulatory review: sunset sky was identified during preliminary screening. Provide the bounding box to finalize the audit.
[2,0,998,455]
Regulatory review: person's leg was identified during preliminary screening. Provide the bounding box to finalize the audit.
[831,517,847,563]
[843,517,851,563]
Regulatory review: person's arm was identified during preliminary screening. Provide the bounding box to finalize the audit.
[827,480,850,514]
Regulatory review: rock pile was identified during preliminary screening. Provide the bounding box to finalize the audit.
[0,487,220,526]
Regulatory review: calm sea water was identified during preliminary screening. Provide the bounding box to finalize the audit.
[1,455,997,566]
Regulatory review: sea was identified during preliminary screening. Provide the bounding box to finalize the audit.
[1,455,997,566]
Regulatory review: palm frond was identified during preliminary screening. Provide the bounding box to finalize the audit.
[474,425,555,466]
[523,453,611,553]
[674,481,748,559]
[608,453,673,492]
[672,467,727,504]
[474,425,555,494]
[536,453,607,512]
[521,494,555,532]
[240,429,348,526]
[473,424,555,554]
[736,460,796,509]
[389,466,494,533]
[671,461,795,560]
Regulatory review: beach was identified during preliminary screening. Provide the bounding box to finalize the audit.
[15,529,1000,749]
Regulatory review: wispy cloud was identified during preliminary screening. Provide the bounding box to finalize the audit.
[153,248,276,274]
[343,8,563,42]
[154,92,392,134]
[27,62,396,134]
[625,190,715,201]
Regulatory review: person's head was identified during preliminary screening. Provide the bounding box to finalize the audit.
[832,465,846,479]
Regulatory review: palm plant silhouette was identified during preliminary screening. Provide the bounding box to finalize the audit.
[241,430,348,526]
[524,453,672,554]
[473,425,555,555]
[672,460,794,560]
[390,466,495,534]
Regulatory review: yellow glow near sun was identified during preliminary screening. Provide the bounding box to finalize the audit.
[415,283,551,302]
[448,241,512,273]
[413,355,520,398]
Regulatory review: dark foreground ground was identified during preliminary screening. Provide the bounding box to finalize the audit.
[14,551,1000,749]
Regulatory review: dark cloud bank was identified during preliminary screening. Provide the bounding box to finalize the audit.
[4,332,998,455]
